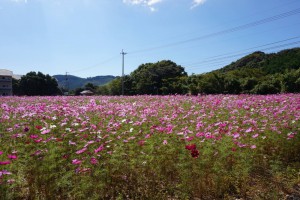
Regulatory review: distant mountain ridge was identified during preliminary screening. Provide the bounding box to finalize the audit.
[53,75,116,90]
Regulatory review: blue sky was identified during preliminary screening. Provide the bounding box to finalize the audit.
[0,0,300,77]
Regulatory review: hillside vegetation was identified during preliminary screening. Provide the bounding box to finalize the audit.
[97,48,300,95]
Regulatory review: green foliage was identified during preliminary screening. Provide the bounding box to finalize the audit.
[96,60,188,95]
[220,51,267,72]
[189,48,300,95]
[13,71,61,96]
[130,60,187,95]
[84,82,98,93]
[281,68,300,93]
[12,78,21,95]
[161,76,188,95]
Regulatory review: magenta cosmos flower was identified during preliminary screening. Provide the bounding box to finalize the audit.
[8,154,17,160]
[0,160,11,165]
[185,144,196,151]
[72,159,82,165]
[90,157,98,165]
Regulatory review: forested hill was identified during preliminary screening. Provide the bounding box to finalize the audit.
[217,48,300,74]
[53,75,116,90]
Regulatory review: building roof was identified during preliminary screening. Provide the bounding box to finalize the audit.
[80,90,94,95]
[0,69,13,76]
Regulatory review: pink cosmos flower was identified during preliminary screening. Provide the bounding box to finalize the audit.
[186,136,194,141]
[138,140,145,146]
[0,170,11,176]
[252,134,259,138]
[0,161,11,165]
[34,138,43,143]
[163,140,168,145]
[233,133,240,139]
[76,147,87,155]
[145,134,151,139]
[250,145,257,149]
[72,159,82,165]
[196,132,204,137]
[8,154,17,160]
[245,127,253,133]
[0,151,3,155]
[94,145,104,153]
[31,150,42,156]
[205,132,213,139]
[41,129,50,134]
[90,157,98,165]
[30,134,39,139]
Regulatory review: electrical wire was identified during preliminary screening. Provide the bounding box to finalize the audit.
[68,55,119,74]
[181,36,300,66]
[186,40,300,69]
[128,8,300,55]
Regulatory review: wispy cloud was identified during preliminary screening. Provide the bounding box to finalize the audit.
[191,0,206,9]
[123,0,163,12]
[10,0,28,3]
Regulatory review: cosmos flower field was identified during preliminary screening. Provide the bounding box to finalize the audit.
[0,94,300,199]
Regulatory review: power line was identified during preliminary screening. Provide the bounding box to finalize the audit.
[69,55,119,74]
[128,0,299,50]
[186,40,300,69]
[128,8,300,54]
[182,36,300,66]
[63,4,300,76]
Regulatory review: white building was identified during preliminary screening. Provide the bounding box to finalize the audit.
[0,69,13,96]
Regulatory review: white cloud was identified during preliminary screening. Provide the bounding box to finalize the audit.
[191,0,206,9]
[147,0,162,6]
[123,0,162,12]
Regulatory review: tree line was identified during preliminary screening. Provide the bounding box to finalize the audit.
[96,48,300,95]
[95,63,300,95]
[12,48,300,96]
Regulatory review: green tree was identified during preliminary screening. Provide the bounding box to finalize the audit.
[223,75,241,94]
[281,69,300,93]
[251,75,281,94]
[12,78,21,95]
[131,60,187,95]
[84,82,98,93]
[198,73,225,94]
[161,76,188,95]
[241,77,258,93]
[18,72,61,96]
[97,85,110,95]
[108,77,122,95]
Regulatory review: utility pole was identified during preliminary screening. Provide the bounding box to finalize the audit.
[120,49,127,95]
[65,72,69,94]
